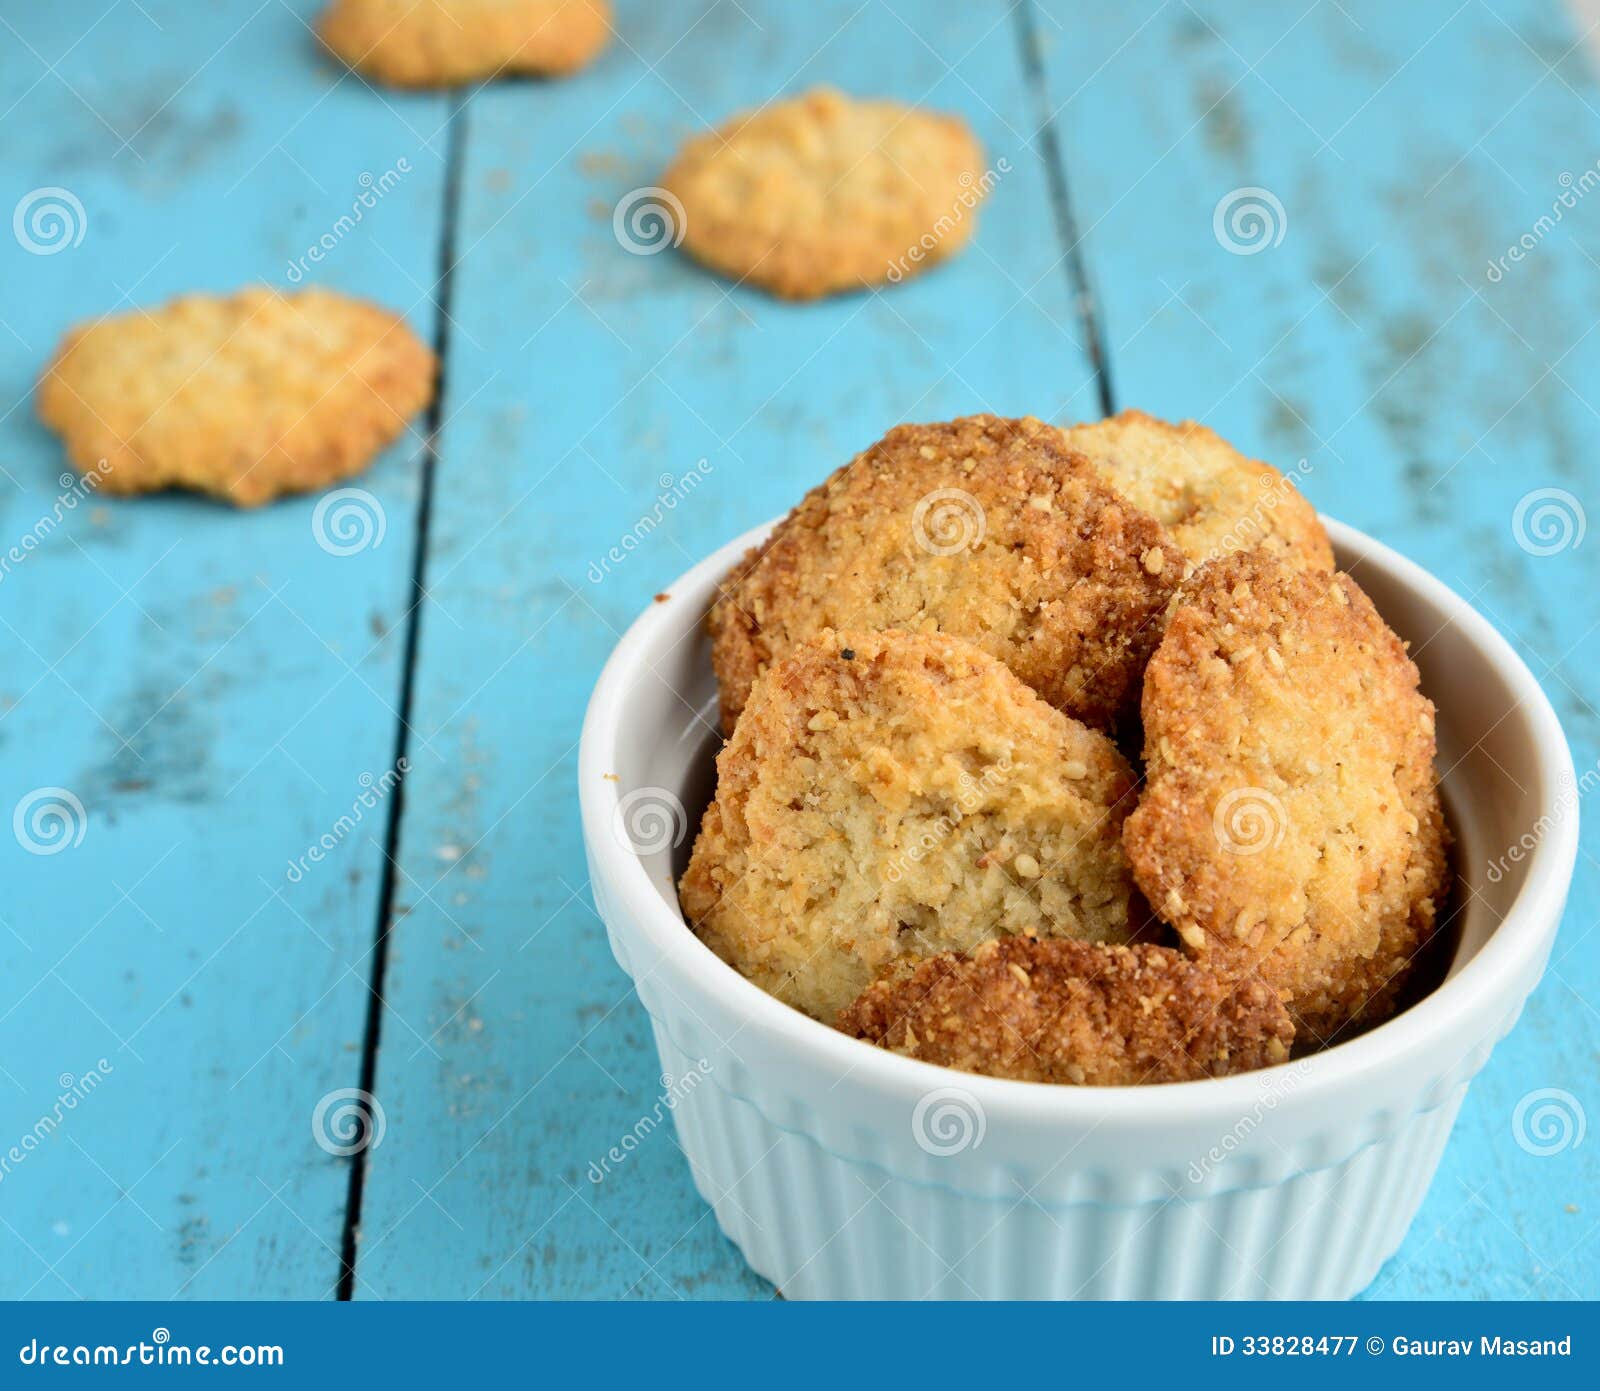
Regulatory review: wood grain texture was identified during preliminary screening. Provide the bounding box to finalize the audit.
[348,0,1099,1299]
[1031,0,1600,1299]
[1,0,1595,1302]
[0,1,445,1297]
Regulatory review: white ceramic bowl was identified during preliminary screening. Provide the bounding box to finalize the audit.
[578,517,1577,1300]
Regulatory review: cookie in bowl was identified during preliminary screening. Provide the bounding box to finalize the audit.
[708,414,1183,734]
[839,936,1294,1085]
[1056,410,1333,575]
[680,629,1141,1022]
[1125,550,1450,1042]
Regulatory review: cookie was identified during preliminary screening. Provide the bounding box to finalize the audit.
[37,287,436,507]
[838,936,1294,1085]
[1124,551,1449,1040]
[1055,411,1334,574]
[709,414,1184,734]
[317,0,611,87]
[661,87,988,299]
[679,630,1141,1022]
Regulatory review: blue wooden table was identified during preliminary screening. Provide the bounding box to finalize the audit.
[1,0,1595,1300]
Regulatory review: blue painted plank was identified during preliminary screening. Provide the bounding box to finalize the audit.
[0,3,445,1296]
[351,0,1101,1298]
[1031,0,1600,1298]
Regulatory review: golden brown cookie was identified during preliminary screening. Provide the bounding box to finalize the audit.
[680,630,1141,1022]
[709,414,1183,735]
[37,287,436,507]
[317,0,611,87]
[661,87,988,299]
[1124,551,1449,1041]
[838,936,1294,1084]
[1055,411,1334,574]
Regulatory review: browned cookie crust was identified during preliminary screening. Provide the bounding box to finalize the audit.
[1055,410,1334,575]
[1125,551,1449,1041]
[680,630,1141,1022]
[661,87,988,299]
[317,0,611,88]
[709,415,1183,734]
[838,936,1294,1085]
[38,287,435,507]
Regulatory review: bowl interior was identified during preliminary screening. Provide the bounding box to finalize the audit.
[609,518,1561,1035]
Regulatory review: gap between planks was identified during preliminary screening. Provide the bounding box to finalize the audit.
[1016,0,1118,417]
[336,94,470,1303]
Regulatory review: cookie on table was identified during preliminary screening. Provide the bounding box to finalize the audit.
[317,0,611,87]
[709,414,1184,735]
[37,287,436,507]
[680,630,1142,1023]
[838,936,1294,1085]
[661,87,988,299]
[1124,551,1449,1041]
[1055,411,1334,575]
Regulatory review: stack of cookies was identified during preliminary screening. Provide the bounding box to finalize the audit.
[679,413,1449,1085]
